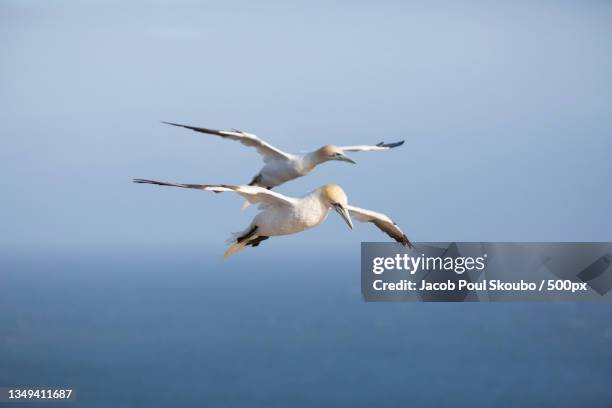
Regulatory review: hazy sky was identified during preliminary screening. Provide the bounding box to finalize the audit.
[2,0,611,253]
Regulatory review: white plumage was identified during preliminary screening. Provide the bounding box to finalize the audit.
[161,121,405,189]
[134,179,412,257]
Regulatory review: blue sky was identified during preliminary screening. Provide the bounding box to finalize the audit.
[2,0,611,253]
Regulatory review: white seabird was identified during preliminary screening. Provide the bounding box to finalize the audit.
[161,121,404,189]
[134,179,412,257]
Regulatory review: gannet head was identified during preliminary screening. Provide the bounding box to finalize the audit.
[320,184,353,230]
[316,145,356,165]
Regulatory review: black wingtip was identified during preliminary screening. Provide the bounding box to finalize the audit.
[133,178,156,184]
[377,140,405,149]
[161,121,183,127]
[401,235,413,249]
[133,178,169,186]
[133,179,192,189]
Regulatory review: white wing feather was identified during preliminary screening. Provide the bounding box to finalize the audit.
[133,179,295,207]
[205,185,295,207]
[162,121,291,163]
[339,140,405,152]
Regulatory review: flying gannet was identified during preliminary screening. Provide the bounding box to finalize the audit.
[134,179,412,257]
[161,121,404,189]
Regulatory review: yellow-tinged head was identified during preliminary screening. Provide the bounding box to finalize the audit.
[315,145,356,164]
[320,183,348,205]
[319,183,353,229]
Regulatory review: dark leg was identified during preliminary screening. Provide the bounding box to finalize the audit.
[248,174,263,186]
[248,174,273,190]
[236,225,258,243]
[247,236,269,247]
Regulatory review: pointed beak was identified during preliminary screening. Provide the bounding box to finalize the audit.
[335,154,356,164]
[334,204,353,230]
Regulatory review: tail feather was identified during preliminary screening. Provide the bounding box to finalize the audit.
[224,240,250,257]
[224,225,258,257]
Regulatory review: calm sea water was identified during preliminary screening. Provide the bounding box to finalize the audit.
[1,249,611,407]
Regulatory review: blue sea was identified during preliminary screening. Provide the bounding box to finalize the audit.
[1,249,611,407]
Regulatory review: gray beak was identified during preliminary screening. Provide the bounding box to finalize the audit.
[336,154,356,164]
[334,204,353,229]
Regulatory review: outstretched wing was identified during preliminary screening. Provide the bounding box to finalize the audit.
[339,140,404,152]
[162,121,291,162]
[133,179,295,207]
[346,204,412,247]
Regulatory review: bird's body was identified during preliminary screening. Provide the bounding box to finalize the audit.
[252,153,307,189]
[161,121,404,189]
[134,179,412,257]
[248,187,330,236]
